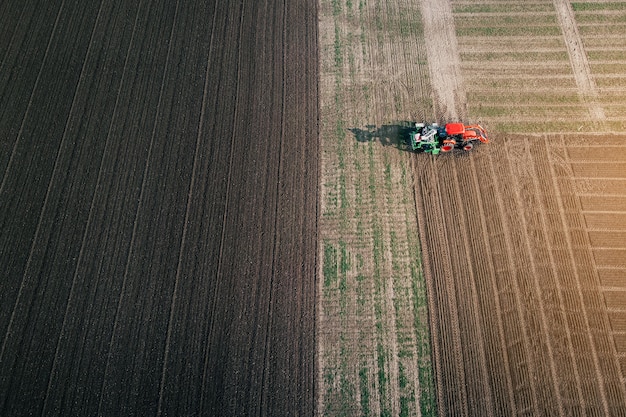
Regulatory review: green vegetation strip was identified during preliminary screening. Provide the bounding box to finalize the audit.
[572,2,626,11]
[318,0,438,416]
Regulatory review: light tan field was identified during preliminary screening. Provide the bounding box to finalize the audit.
[317,0,626,415]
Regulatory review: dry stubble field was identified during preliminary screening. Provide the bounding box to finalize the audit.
[318,0,626,415]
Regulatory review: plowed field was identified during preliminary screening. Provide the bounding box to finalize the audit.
[414,135,626,415]
[0,1,317,415]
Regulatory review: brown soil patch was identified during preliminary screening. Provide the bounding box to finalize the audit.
[414,134,626,416]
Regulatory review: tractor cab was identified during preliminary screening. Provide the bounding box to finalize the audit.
[444,123,465,136]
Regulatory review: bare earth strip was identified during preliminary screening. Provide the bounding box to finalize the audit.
[552,0,605,120]
[420,0,466,120]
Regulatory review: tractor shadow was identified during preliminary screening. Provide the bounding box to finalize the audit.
[348,123,415,152]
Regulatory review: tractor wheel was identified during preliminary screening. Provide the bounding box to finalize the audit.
[441,143,454,152]
[463,142,474,151]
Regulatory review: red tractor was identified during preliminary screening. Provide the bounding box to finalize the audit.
[440,123,489,152]
[409,122,489,154]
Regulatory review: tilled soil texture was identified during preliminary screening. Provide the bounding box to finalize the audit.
[0,1,318,416]
[414,135,626,416]
[566,137,626,387]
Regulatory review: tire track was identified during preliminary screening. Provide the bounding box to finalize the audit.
[0,0,34,75]
[155,0,204,413]
[484,143,540,415]
[413,156,468,416]
[262,0,285,410]
[412,157,444,415]
[468,152,517,415]
[0,0,84,365]
[38,1,107,413]
[435,158,474,417]
[416,0,470,414]
[529,138,587,414]
[503,138,566,416]
[0,2,139,414]
[449,156,495,417]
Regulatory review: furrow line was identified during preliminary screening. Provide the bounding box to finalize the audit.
[471,150,517,415]
[412,157,444,417]
[39,1,107,413]
[0,0,65,197]
[531,138,587,413]
[451,156,495,416]
[486,142,540,415]
[199,0,245,409]
[96,0,176,412]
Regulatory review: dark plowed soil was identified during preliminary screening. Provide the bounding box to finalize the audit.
[0,1,318,415]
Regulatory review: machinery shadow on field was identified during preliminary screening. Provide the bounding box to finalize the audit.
[349,123,415,152]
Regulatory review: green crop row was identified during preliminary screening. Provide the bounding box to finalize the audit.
[454,4,553,13]
[572,2,626,11]
[457,25,561,37]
